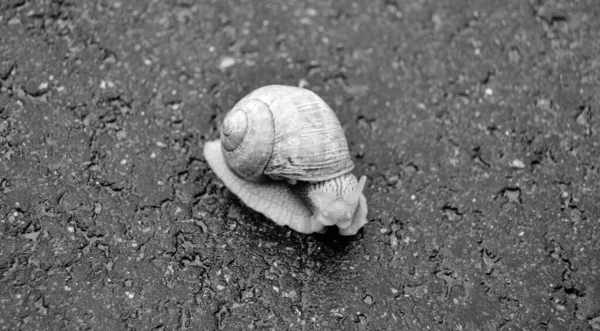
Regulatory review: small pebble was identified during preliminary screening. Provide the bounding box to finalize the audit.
[218,56,236,70]
[510,159,525,169]
[386,175,399,186]
[94,202,102,214]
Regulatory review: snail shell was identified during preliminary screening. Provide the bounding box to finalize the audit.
[220,85,354,182]
[204,85,368,235]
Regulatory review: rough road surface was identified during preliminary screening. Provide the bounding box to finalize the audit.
[1,1,599,330]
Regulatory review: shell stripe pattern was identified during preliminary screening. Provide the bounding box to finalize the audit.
[246,85,354,182]
[204,140,326,234]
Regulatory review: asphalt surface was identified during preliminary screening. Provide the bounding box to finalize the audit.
[1,0,599,330]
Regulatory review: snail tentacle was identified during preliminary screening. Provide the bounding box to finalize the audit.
[339,193,368,236]
[346,175,367,205]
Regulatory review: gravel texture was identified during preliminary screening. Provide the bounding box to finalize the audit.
[1,0,599,330]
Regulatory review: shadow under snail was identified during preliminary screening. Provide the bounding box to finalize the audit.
[203,85,368,235]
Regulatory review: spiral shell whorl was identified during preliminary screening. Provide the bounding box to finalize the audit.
[221,110,247,152]
[220,98,275,180]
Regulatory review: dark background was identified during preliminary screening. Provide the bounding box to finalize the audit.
[1,0,599,330]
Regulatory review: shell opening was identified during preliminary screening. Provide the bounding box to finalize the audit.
[221,110,248,152]
[346,175,366,205]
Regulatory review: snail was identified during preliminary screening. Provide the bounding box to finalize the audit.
[203,85,368,235]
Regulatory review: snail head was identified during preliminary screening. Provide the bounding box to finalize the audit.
[309,175,367,229]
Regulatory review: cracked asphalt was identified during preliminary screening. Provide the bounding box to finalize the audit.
[1,0,599,330]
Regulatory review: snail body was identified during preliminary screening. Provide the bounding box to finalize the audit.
[203,85,368,235]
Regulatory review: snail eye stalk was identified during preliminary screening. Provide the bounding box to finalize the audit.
[346,175,366,205]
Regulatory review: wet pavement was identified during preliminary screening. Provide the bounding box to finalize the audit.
[1,1,599,330]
